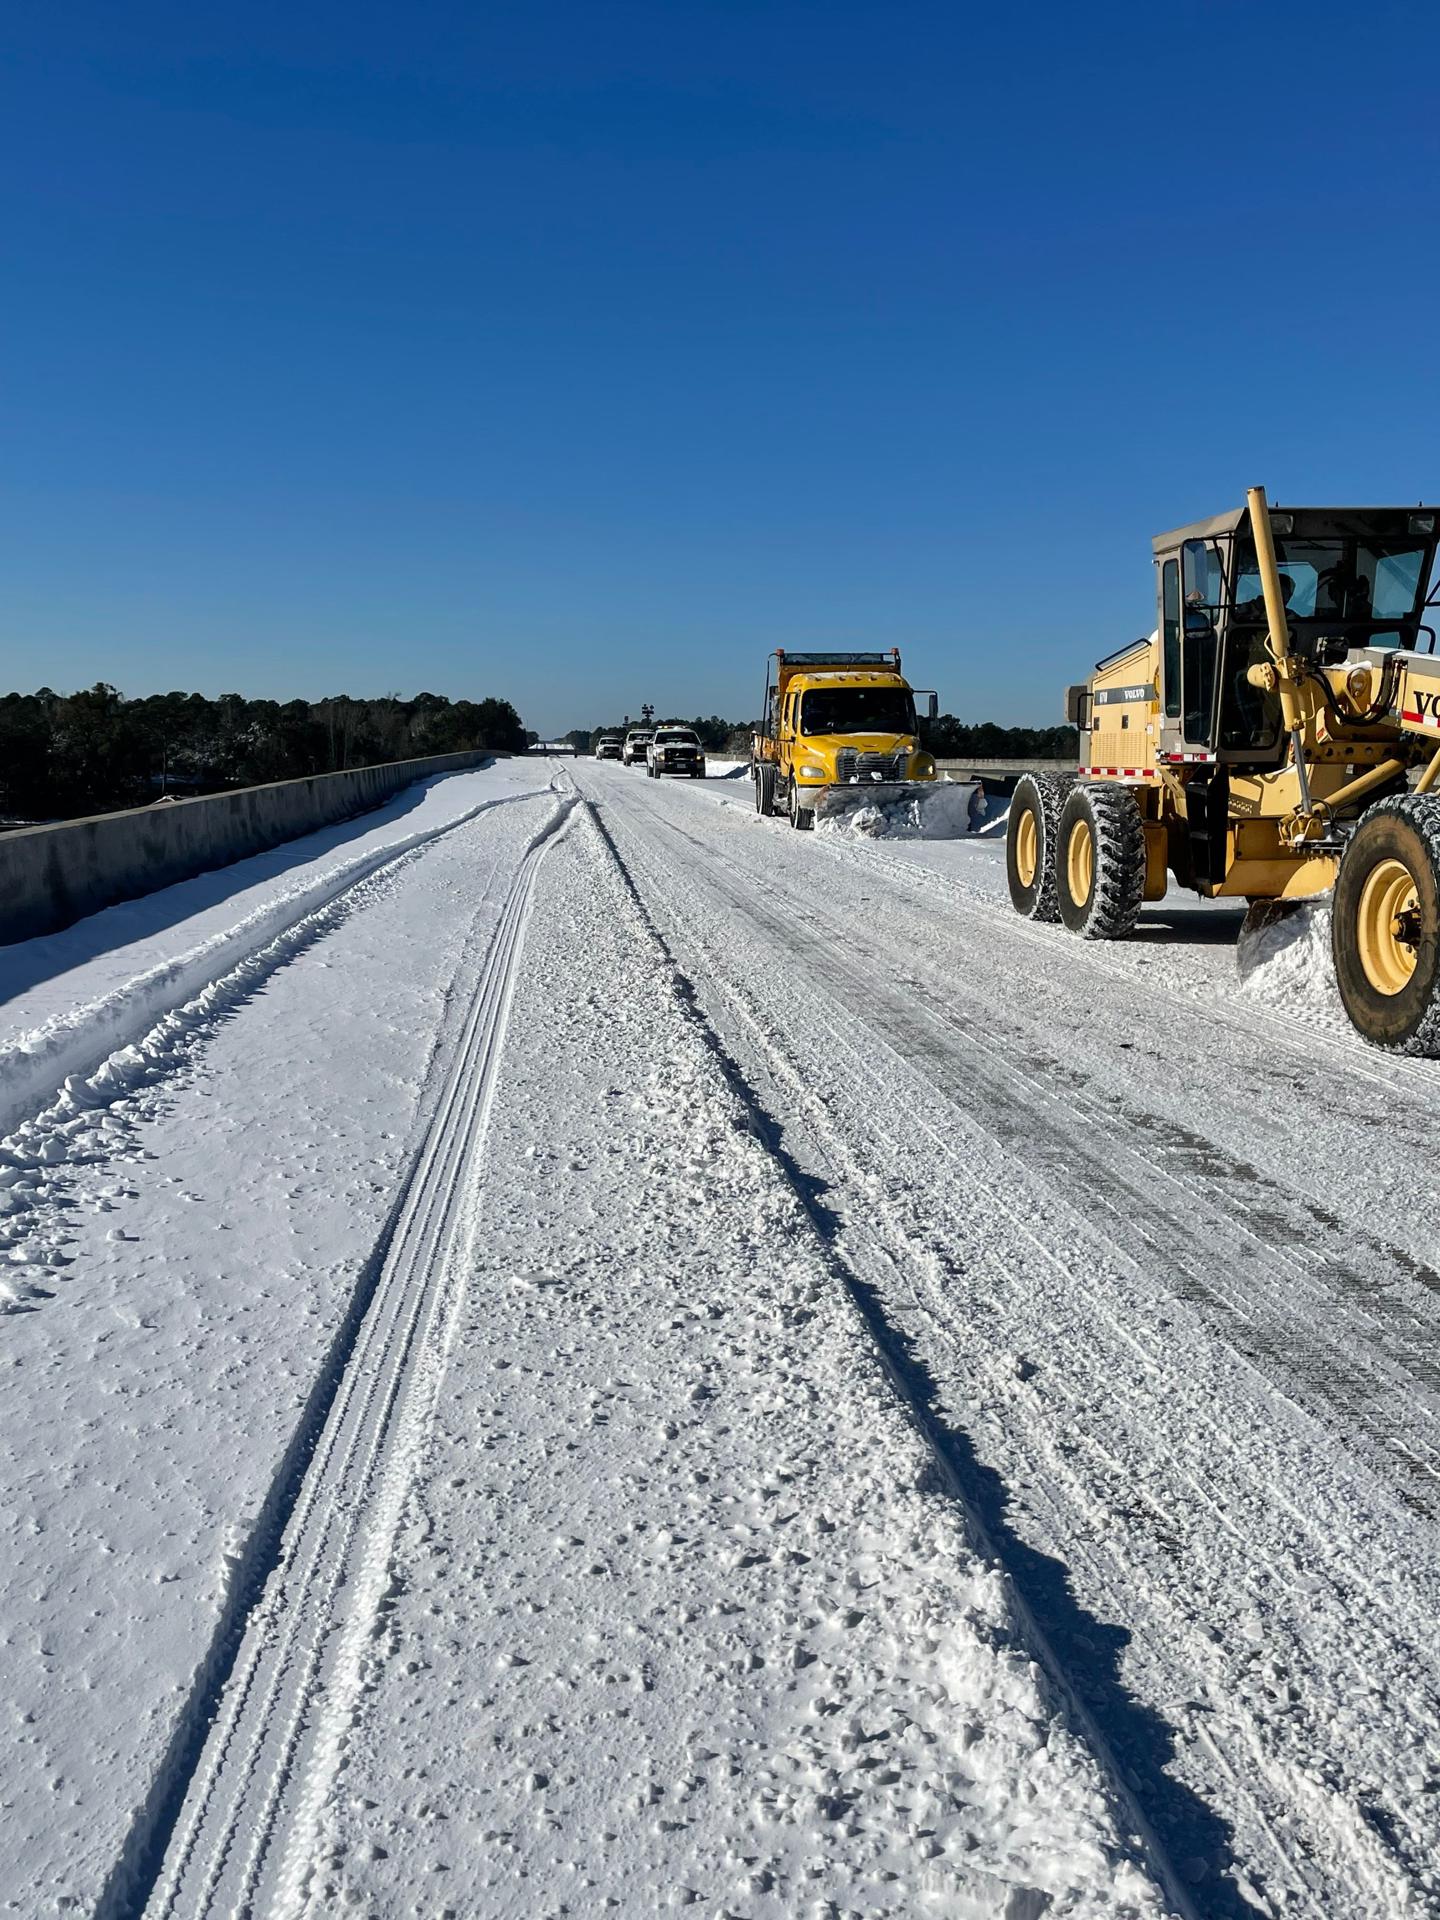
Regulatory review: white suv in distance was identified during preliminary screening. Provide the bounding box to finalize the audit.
[622,729,654,766]
[594,735,622,760]
[647,727,706,779]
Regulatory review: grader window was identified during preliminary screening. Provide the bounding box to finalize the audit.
[1182,539,1225,609]
[1182,623,1217,744]
[1218,630,1283,752]
[1162,560,1181,719]
[1233,535,1430,648]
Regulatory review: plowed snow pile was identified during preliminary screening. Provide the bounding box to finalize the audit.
[816,781,977,840]
[298,808,1171,1919]
[1236,901,1347,1022]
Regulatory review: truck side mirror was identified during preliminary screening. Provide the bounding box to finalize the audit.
[926,692,939,722]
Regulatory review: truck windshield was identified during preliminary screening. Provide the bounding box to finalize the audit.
[799,688,915,736]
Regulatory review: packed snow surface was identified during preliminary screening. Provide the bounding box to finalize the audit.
[4,752,1440,1918]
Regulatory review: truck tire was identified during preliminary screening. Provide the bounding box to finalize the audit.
[1006,773,1074,921]
[1333,795,1440,1053]
[754,762,777,817]
[1055,783,1145,938]
[788,778,814,830]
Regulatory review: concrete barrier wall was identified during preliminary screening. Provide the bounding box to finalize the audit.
[0,750,502,946]
[935,758,1074,779]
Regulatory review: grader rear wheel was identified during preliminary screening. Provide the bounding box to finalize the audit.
[1055,784,1145,939]
[1006,773,1074,921]
[1333,795,1440,1053]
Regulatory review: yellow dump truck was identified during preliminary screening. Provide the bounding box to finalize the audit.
[751,649,941,829]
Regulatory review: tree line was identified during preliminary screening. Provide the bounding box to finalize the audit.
[920,716,1078,759]
[0,685,528,823]
[567,714,1077,759]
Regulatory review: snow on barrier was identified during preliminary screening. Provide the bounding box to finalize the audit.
[0,750,501,947]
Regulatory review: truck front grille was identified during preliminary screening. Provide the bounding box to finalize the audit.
[834,749,905,783]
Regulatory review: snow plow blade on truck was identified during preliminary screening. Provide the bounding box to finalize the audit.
[751,648,952,832]
[1007,485,1440,1052]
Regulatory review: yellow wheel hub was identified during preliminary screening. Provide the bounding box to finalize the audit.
[1356,857,1421,997]
[1067,818,1094,908]
[1015,810,1038,888]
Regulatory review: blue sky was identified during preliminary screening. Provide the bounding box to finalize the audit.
[3,0,1438,734]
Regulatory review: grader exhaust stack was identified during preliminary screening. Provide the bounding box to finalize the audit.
[1247,483,1314,820]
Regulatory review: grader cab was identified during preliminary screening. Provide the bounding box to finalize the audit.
[1008,487,1440,1051]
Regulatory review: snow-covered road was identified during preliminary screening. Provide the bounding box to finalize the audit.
[4,755,1440,1917]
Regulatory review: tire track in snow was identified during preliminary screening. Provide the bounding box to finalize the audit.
[95,795,577,1920]
[639,799,1440,1516]
[576,790,1203,1920]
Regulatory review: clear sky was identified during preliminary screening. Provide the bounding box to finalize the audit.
[3,0,1438,735]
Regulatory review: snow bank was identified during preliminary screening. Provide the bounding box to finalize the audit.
[0,768,555,1142]
[0,793,562,1902]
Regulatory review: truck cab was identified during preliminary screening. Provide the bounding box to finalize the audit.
[751,649,938,829]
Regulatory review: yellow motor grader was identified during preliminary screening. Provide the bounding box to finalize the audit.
[1007,486,1440,1052]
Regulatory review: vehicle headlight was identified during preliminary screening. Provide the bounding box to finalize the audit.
[798,764,826,779]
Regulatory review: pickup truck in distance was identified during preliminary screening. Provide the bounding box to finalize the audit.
[647,727,706,779]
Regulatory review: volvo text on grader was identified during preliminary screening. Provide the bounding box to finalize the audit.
[1007,486,1440,1052]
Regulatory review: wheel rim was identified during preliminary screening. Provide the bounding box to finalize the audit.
[1357,857,1421,996]
[1015,809,1038,888]
[1066,818,1094,907]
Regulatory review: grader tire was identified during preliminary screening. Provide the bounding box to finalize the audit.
[1332,795,1440,1054]
[1006,773,1074,921]
[1056,783,1146,939]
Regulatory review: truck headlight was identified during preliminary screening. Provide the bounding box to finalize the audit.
[798,764,826,780]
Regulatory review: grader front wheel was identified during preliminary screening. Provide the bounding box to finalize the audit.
[1333,796,1440,1053]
